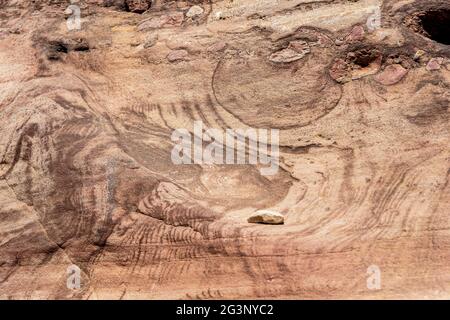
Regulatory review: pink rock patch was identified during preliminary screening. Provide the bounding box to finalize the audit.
[426,57,444,71]
[267,40,311,64]
[138,13,184,31]
[207,41,227,52]
[374,64,408,85]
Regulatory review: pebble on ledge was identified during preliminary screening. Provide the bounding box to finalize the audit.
[247,210,285,225]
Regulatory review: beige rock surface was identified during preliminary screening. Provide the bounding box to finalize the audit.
[0,0,449,299]
[248,211,284,225]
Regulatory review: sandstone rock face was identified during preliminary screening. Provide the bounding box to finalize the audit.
[0,0,449,300]
[248,211,284,225]
[137,12,184,31]
[374,64,408,85]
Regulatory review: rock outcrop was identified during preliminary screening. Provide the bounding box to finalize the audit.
[0,0,449,300]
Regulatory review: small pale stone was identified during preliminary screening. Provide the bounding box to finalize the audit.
[186,5,204,18]
[247,210,284,225]
[269,48,309,63]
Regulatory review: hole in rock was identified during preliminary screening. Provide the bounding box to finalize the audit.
[419,9,450,45]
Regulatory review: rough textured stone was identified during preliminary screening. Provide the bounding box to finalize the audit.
[346,25,365,42]
[138,13,184,31]
[269,47,310,63]
[374,64,408,85]
[329,58,350,83]
[247,211,285,225]
[167,49,189,62]
[126,0,152,13]
[143,33,158,48]
[186,5,204,18]
[288,40,310,54]
[207,41,227,52]
[1,0,449,301]
[426,57,444,71]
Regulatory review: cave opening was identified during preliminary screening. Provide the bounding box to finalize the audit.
[419,9,450,45]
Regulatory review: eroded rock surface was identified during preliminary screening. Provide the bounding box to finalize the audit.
[0,0,449,300]
[248,211,285,225]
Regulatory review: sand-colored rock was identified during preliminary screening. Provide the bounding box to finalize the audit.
[186,5,204,18]
[0,0,449,300]
[426,57,444,71]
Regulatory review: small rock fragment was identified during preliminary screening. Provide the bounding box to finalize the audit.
[346,25,365,42]
[167,49,189,62]
[269,47,309,64]
[143,33,158,48]
[248,210,284,225]
[186,5,204,18]
[374,64,408,85]
[288,40,310,55]
[426,57,444,71]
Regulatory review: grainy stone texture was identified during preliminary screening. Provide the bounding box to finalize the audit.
[0,0,449,300]
[374,64,408,85]
[126,0,152,13]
